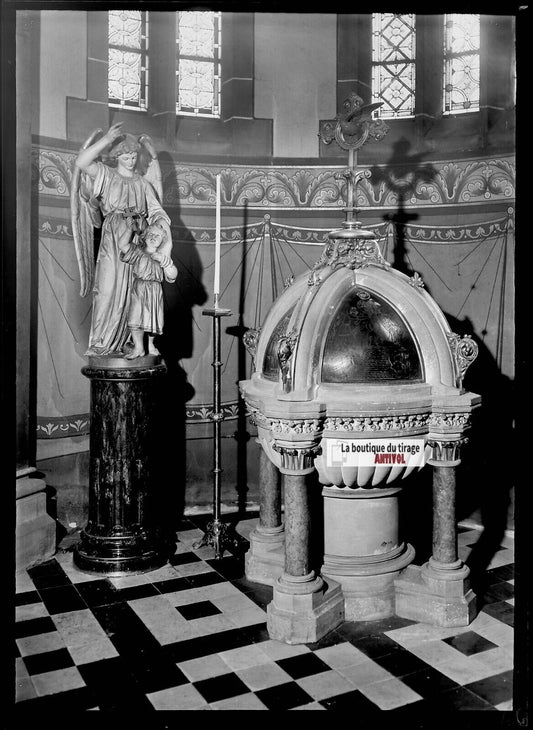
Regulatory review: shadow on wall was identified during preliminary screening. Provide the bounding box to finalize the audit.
[372,138,514,599]
[370,137,437,276]
[226,200,252,521]
[151,150,208,536]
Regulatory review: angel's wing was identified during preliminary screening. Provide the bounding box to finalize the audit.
[138,133,163,202]
[70,129,104,297]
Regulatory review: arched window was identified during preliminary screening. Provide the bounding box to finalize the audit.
[443,14,480,114]
[108,10,149,111]
[176,10,221,118]
[371,13,416,119]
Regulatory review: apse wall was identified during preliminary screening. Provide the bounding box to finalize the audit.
[25,11,515,534]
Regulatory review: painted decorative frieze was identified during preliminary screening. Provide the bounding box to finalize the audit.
[32,145,515,210]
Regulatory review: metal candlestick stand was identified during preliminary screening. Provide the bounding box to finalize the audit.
[193,299,240,558]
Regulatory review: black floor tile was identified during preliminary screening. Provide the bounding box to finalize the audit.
[319,689,381,712]
[77,656,152,711]
[115,582,160,601]
[15,590,41,607]
[400,666,460,699]
[14,641,20,658]
[442,630,498,656]
[346,632,403,659]
[464,670,513,706]
[26,560,71,589]
[15,686,98,712]
[255,681,314,711]
[14,616,57,639]
[484,581,514,602]
[481,600,514,626]
[232,579,273,610]
[169,552,202,566]
[193,672,250,703]
[485,564,514,584]
[276,652,330,680]
[304,629,346,652]
[91,600,147,638]
[206,555,246,580]
[185,571,226,588]
[38,584,88,614]
[241,622,270,644]
[432,686,495,710]
[126,651,190,694]
[91,602,165,659]
[22,647,75,675]
[372,646,430,677]
[75,579,122,607]
[163,628,251,663]
[152,576,192,594]
[176,600,222,620]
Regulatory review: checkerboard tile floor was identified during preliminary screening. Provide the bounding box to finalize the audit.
[14,516,515,712]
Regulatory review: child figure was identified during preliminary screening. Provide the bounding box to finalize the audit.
[119,223,178,359]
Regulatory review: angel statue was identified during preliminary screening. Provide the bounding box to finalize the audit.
[71,122,173,357]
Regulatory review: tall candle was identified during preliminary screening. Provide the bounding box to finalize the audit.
[214,173,221,302]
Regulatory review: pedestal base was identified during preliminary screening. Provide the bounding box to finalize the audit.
[323,543,416,621]
[267,575,344,644]
[78,359,171,576]
[244,527,285,586]
[73,530,169,577]
[16,475,56,571]
[395,562,477,627]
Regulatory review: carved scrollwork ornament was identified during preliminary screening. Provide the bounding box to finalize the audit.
[446,333,479,388]
[243,327,261,364]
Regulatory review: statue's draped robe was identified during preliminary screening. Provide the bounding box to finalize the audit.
[87,162,170,355]
[121,244,165,336]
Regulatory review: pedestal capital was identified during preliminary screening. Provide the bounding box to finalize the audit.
[427,437,468,467]
[272,440,321,475]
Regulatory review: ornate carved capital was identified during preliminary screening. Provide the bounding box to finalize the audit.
[272,441,321,475]
[427,438,468,466]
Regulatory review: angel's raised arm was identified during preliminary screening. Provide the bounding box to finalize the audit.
[76,123,124,177]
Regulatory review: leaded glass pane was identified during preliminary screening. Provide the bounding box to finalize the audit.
[176,11,221,117]
[108,10,148,111]
[372,14,416,119]
[109,10,142,49]
[178,11,215,58]
[108,50,142,104]
[443,14,480,114]
[177,59,215,112]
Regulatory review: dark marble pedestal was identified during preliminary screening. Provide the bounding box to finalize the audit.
[74,355,171,576]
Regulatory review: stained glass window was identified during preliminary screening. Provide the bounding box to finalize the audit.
[176,11,221,117]
[371,14,416,119]
[443,14,480,114]
[108,11,149,111]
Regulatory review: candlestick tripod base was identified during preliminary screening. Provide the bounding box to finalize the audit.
[193,517,242,559]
